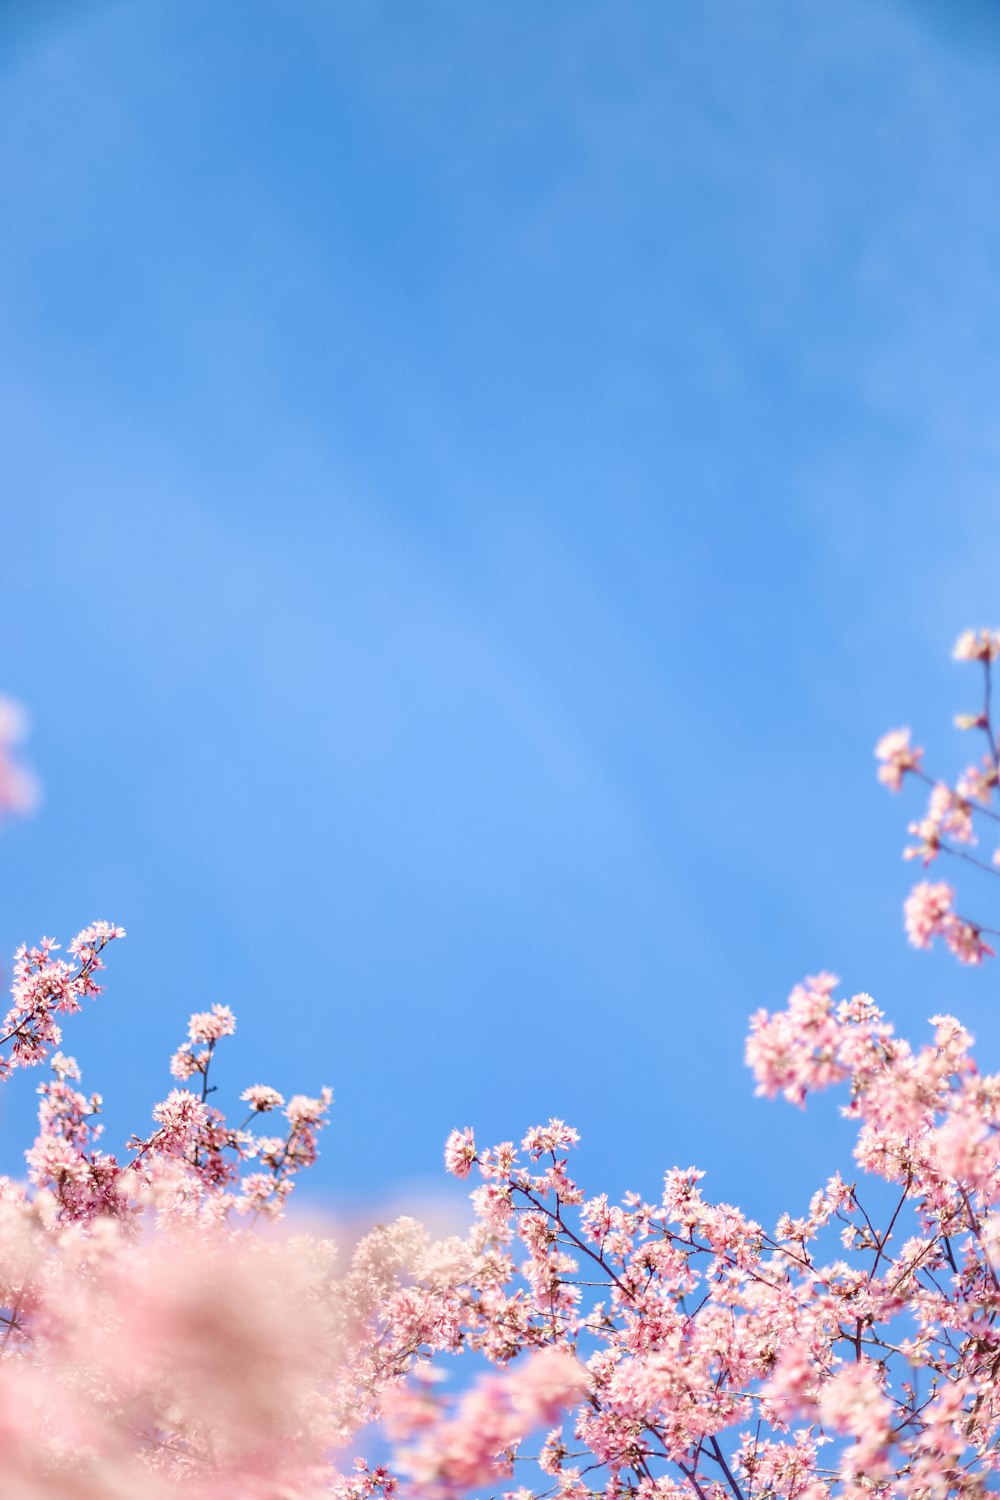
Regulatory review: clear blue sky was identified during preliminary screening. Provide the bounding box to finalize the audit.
[2,0,1000,1226]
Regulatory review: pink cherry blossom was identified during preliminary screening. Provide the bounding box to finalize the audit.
[874,727,922,791]
[953,627,1000,662]
[241,1083,285,1112]
[903,878,955,947]
[187,1003,237,1043]
[444,1126,477,1178]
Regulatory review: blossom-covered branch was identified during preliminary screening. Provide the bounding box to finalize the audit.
[0,922,483,1496]
[7,632,1000,1500]
[876,628,1000,963]
[429,980,1000,1500]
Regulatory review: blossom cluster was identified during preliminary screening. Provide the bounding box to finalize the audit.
[876,628,1000,963]
[0,921,483,1496]
[431,980,1000,1500]
[1,922,124,1080]
[6,634,1000,1500]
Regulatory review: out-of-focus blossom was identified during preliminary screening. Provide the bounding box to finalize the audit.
[953,627,1000,662]
[874,727,922,792]
[0,920,483,1499]
[903,879,955,948]
[0,695,40,821]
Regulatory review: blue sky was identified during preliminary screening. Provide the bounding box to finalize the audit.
[2,0,1000,1227]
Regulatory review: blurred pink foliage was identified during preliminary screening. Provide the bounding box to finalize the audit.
[5,638,1000,1497]
[0,695,39,822]
[0,923,483,1496]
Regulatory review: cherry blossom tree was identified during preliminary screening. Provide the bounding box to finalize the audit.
[387,631,1000,1500]
[5,635,1000,1499]
[0,918,486,1497]
[421,981,1000,1500]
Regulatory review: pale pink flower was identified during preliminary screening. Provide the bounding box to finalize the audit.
[901,882,993,962]
[285,1088,333,1128]
[152,1088,208,1140]
[762,1341,820,1417]
[905,783,975,863]
[68,920,126,957]
[241,1083,285,1112]
[903,879,954,948]
[931,1111,996,1188]
[507,1348,589,1424]
[521,1120,580,1158]
[953,627,1000,662]
[444,1126,477,1178]
[957,757,998,803]
[875,727,922,792]
[187,1003,236,1044]
[168,1045,199,1080]
[745,973,844,1105]
[817,1363,893,1478]
[942,917,994,965]
[391,1352,586,1500]
[49,1052,80,1080]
